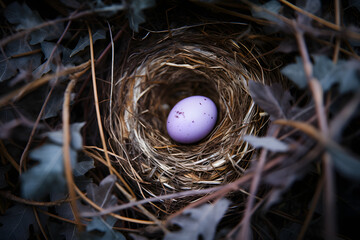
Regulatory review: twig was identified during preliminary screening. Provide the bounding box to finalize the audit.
[0,191,69,206]
[279,0,340,31]
[33,207,48,240]
[0,61,90,107]
[38,208,87,226]
[81,155,284,218]
[293,24,335,240]
[63,77,82,231]
[19,76,58,173]
[73,184,154,225]
[0,140,20,172]
[87,24,113,175]
[83,146,135,197]
[332,0,341,64]
[107,21,115,130]
[297,175,325,240]
[238,148,268,239]
[0,6,124,48]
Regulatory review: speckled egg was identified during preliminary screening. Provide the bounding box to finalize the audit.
[166,96,218,144]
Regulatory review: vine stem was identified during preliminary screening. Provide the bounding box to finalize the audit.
[63,78,83,231]
[294,24,336,240]
[87,24,113,175]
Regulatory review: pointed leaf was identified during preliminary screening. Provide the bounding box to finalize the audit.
[282,55,360,93]
[21,144,68,200]
[86,175,117,208]
[74,157,95,177]
[243,135,289,152]
[4,2,49,45]
[47,122,85,150]
[164,198,230,240]
[328,145,360,181]
[2,38,42,82]
[70,29,106,57]
[127,0,156,32]
[21,123,85,200]
[249,80,292,120]
[4,2,42,30]
[0,204,37,240]
[281,56,307,88]
[252,0,282,23]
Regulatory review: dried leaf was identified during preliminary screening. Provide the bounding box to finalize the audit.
[74,157,95,177]
[321,59,360,93]
[328,145,360,181]
[164,198,230,240]
[243,135,289,152]
[249,80,292,121]
[251,0,282,23]
[4,2,46,45]
[0,38,42,82]
[0,204,40,240]
[21,143,69,200]
[70,29,106,57]
[86,174,117,208]
[127,0,156,32]
[0,54,17,82]
[77,175,124,240]
[47,122,85,150]
[0,166,9,188]
[60,0,82,9]
[21,122,85,200]
[280,56,307,89]
[78,216,125,240]
[296,0,321,25]
[281,55,360,93]
[41,87,70,120]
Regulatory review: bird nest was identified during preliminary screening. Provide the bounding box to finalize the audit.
[104,28,279,199]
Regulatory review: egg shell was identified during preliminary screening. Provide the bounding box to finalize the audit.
[166,96,217,144]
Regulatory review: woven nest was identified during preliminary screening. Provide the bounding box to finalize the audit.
[104,27,281,201]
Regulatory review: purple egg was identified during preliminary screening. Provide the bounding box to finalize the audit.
[166,96,217,144]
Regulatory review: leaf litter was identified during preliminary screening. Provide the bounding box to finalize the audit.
[0,0,359,240]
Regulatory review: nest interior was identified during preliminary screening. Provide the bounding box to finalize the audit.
[104,27,282,203]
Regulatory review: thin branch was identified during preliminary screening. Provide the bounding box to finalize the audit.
[0,191,69,206]
[279,0,340,30]
[0,140,20,172]
[33,207,48,240]
[63,77,83,231]
[0,61,90,107]
[0,5,124,48]
[293,25,335,240]
[238,148,269,239]
[73,185,154,225]
[332,0,341,64]
[87,24,113,175]
[297,175,325,240]
[107,21,115,130]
